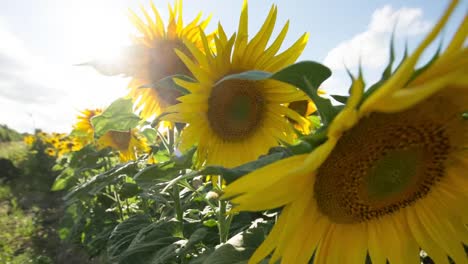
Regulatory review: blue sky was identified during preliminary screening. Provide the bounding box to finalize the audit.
[0,0,466,133]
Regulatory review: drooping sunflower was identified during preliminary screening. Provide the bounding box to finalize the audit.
[73,108,102,145]
[223,2,468,263]
[164,1,310,168]
[97,129,150,162]
[125,0,214,120]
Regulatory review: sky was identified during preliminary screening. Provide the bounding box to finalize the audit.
[0,0,466,133]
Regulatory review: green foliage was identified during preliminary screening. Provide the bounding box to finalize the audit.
[91,98,141,138]
[0,124,23,142]
[0,141,28,166]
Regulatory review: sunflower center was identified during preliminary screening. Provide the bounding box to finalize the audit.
[314,112,450,224]
[207,79,265,141]
[109,131,131,151]
[149,40,191,82]
[366,148,422,200]
[148,40,191,105]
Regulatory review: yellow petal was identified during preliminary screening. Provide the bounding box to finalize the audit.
[223,154,308,199]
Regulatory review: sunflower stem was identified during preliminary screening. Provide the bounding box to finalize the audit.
[172,184,184,229]
[167,127,184,232]
[218,199,228,243]
[114,188,124,221]
[217,175,230,243]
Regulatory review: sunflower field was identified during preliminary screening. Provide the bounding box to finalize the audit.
[1,0,467,263]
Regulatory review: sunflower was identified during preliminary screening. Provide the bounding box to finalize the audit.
[73,108,102,145]
[164,1,310,168]
[56,138,83,157]
[23,135,35,147]
[97,129,150,162]
[125,0,214,121]
[223,2,468,263]
[45,147,57,157]
[287,89,326,134]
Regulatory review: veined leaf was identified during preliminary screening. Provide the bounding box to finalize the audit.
[91,98,141,139]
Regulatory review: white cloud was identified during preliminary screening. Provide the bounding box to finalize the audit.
[369,6,432,35]
[323,5,431,71]
[0,20,128,133]
[321,5,432,96]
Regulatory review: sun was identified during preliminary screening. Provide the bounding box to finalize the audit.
[68,0,133,65]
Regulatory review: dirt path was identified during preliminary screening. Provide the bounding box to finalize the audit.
[0,142,94,264]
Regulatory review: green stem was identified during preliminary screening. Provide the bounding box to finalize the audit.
[217,174,233,243]
[168,128,175,154]
[218,199,228,243]
[173,184,183,226]
[114,189,124,221]
[157,130,171,153]
[167,127,183,231]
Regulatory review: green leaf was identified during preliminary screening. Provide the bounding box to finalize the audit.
[330,94,348,104]
[133,161,177,190]
[141,128,158,144]
[91,98,141,138]
[199,227,267,264]
[140,74,193,95]
[272,62,335,125]
[119,220,181,264]
[107,214,153,263]
[119,182,141,199]
[214,71,270,85]
[308,115,321,129]
[201,152,286,184]
[51,167,74,191]
[271,61,331,99]
[202,219,218,228]
[301,129,328,149]
[174,146,197,168]
[64,162,138,204]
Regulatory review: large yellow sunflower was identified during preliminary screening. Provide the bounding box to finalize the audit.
[73,108,102,145]
[223,1,468,263]
[126,0,213,120]
[97,129,150,162]
[164,1,310,168]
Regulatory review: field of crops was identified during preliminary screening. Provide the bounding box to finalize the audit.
[1,0,467,263]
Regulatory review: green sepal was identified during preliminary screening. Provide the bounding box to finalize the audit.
[361,33,398,104]
[91,98,141,139]
[408,38,443,84]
